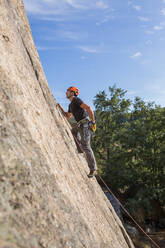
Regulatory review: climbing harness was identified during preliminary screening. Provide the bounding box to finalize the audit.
[77,117,90,127]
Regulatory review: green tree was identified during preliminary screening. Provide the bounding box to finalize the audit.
[93,85,131,185]
[92,86,165,220]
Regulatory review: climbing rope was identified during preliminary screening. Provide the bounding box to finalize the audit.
[98,176,161,248]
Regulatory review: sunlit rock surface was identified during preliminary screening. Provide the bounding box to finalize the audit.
[0,1,134,247]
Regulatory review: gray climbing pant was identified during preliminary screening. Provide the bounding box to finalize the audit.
[71,120,97,172]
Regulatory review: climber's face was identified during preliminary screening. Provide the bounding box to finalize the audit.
[66,90,73,99]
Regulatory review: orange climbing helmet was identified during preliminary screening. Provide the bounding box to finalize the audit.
[67,86,79,96]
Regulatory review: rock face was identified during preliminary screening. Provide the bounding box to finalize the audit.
[0,1,134,247]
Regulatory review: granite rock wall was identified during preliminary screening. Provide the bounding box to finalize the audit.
[0,1,134,247]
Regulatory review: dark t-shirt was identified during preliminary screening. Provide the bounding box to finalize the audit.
[68,97,88,122]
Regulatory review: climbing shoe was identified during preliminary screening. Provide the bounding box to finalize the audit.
[87,170,97,178]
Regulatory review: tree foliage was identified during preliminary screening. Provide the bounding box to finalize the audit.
[92,85,165,218]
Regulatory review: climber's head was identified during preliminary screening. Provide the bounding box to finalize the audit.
[66,86,79,99]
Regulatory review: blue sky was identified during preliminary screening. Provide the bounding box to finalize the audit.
[24,0,165,110]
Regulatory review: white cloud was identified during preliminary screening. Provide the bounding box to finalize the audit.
[41,28,88,43]
[65,0,89,10]
[57,30,88,41]
[161,8,165,16]
[65,0,109,10]
[95,0,109,9]
[130,52,142,59]
[35,16,65,22]
[63,31,81,40]
[146,22,165,33]
[96,13,114,26]
[133,5,141,11]
[153,22,165,31]
[153,25,164,30]
[37,46,67,51]
[24,0,110,16]
[138,16,149,22]
[78,45,101,53]
[128,2,141,11]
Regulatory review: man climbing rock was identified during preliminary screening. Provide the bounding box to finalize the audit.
[57,86,97,178]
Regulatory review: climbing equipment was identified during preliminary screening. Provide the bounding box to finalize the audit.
[89,122,96,132]
[77,117,90,126]
[77,118,96,132]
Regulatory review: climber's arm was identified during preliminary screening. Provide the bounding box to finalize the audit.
[57,103,72,120]
[80,103,95,123]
